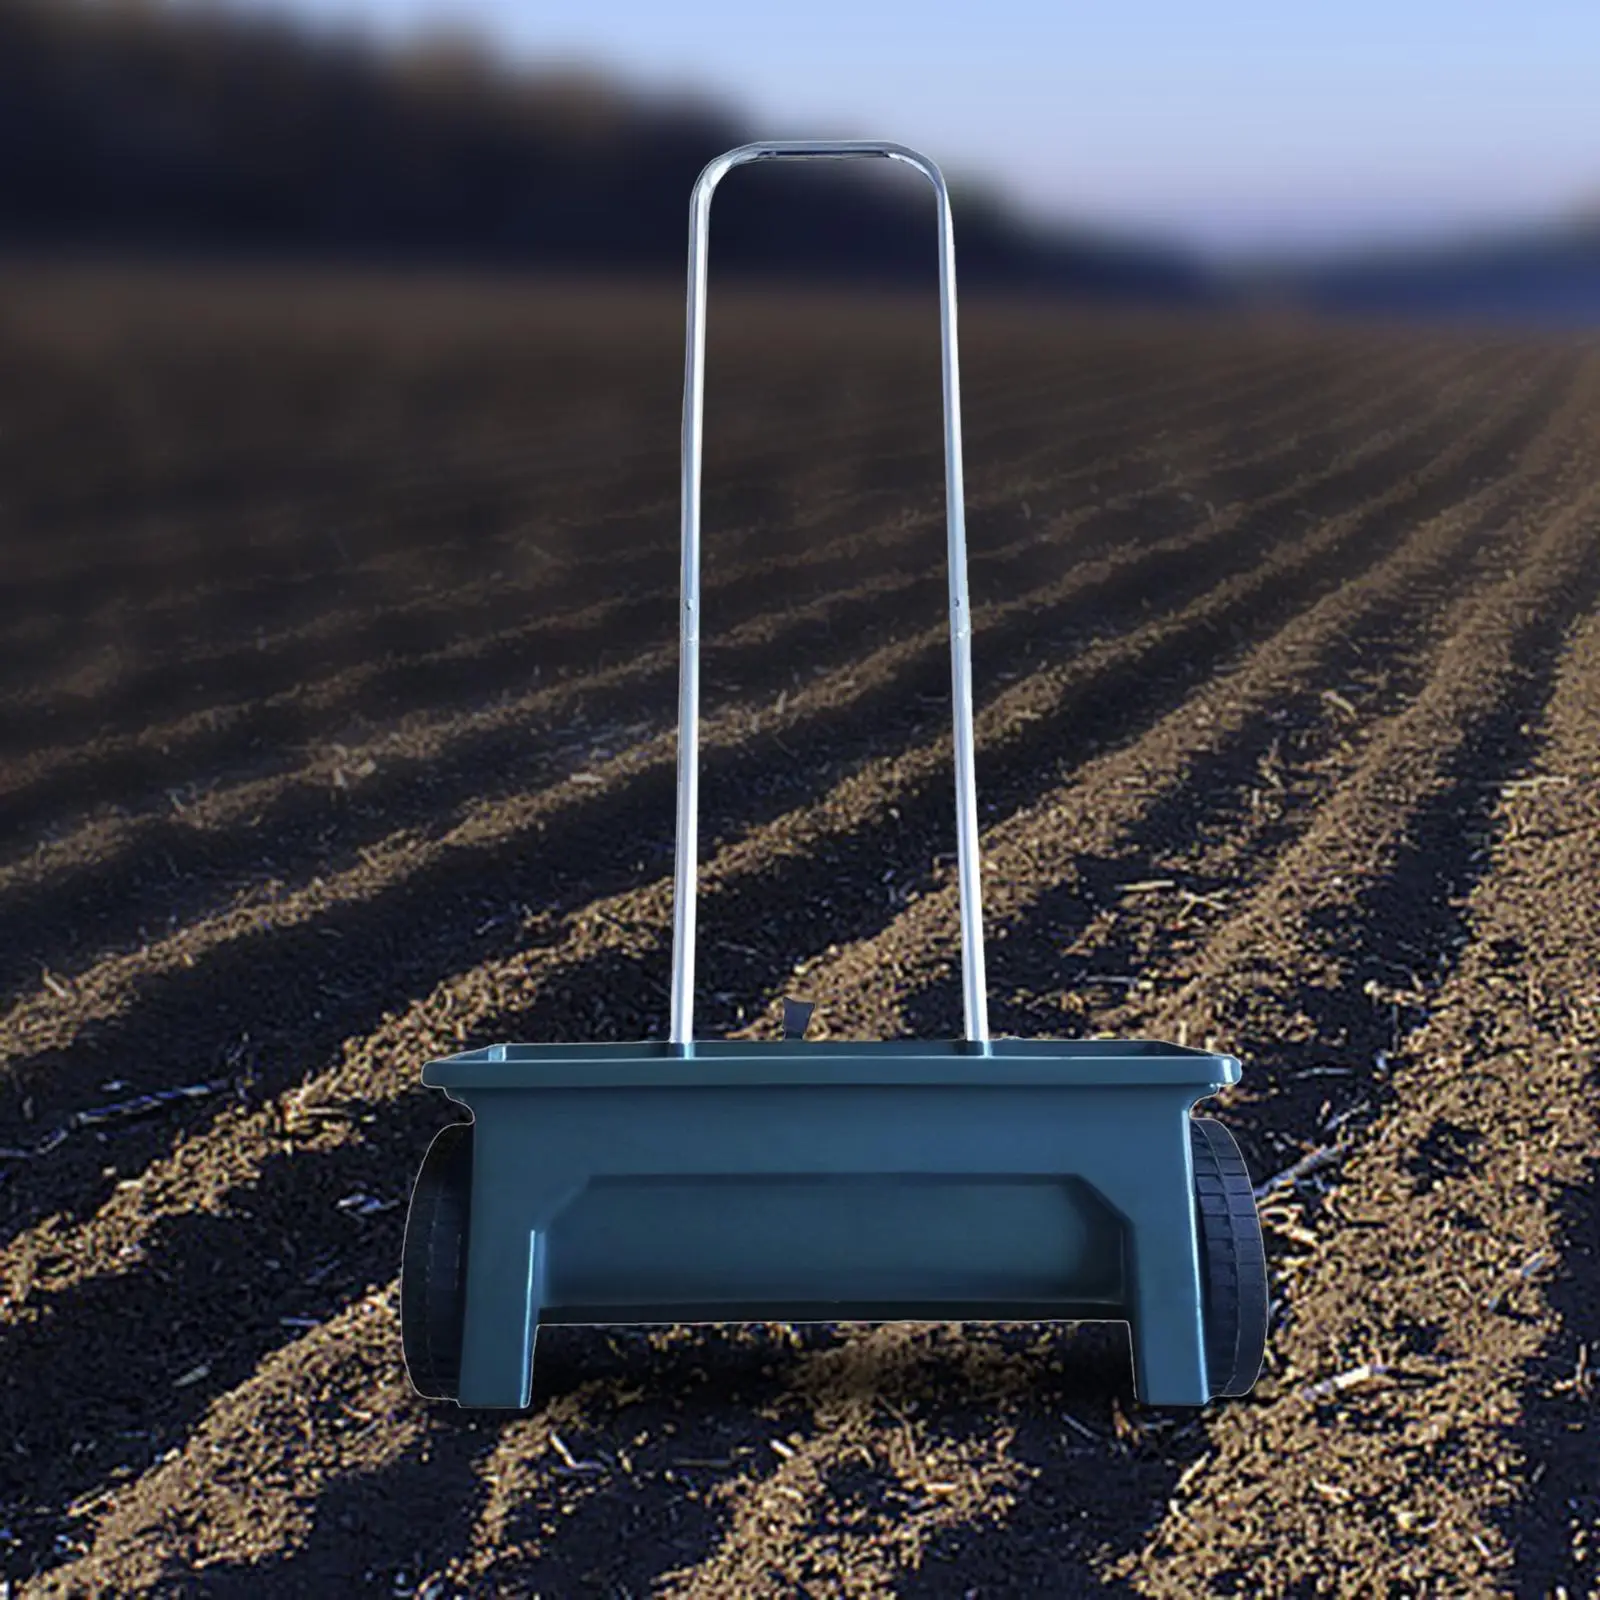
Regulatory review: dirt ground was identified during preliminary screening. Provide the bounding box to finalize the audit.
[1,266,1596,1597]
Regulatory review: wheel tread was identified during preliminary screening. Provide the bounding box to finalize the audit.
[1190,1116,1269,1398]
[400,1121,473,1400]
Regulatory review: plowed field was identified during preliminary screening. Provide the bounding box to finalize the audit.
[2,267,1597,1597]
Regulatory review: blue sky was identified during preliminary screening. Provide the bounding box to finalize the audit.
[243,0,1598,260]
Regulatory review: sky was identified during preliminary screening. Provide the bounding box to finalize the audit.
[236,0,1599,261]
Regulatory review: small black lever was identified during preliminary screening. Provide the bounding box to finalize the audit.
[782,998,815,1039]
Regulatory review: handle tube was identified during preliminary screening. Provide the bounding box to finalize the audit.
[670,140,989,1048]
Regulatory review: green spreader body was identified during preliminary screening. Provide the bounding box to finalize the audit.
[399,140,1269,1415]
[419,1040,1241,1408]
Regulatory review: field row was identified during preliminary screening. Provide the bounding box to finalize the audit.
[1,280,1595,1594]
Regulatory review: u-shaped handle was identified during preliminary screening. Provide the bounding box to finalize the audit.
[669,140,989,1047]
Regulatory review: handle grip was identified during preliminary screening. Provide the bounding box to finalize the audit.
[669,141,989,1047]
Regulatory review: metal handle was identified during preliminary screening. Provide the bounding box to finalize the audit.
[669,140,989,1047]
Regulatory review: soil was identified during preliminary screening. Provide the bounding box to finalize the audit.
[1,264,1596,1597]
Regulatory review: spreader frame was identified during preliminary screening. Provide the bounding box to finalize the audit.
[400,141,1264,1414]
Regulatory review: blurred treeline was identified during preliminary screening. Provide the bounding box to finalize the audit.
[0,0,1213,300]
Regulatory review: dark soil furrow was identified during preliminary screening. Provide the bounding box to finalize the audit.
[683,345,1577,1036]
[0,282,1348,577]
[0,298,1192,621]
[729,355,1593,1047]
[1092,496,1600,1593]
[0,339,1564,1487]
[2,279,1596,1595]
[625,386,1600,1600]
[0,343,1551,1149]
[0,332,1343,852]
[951,474,1581,1046]
[0,322,1384,802]
[0,342,1477,1005]
[0,317,1314,671]
[1480,609,1600,1600]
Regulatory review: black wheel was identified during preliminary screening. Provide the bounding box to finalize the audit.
[1189,1116,1268,1399]
[401,1120,473,1400]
